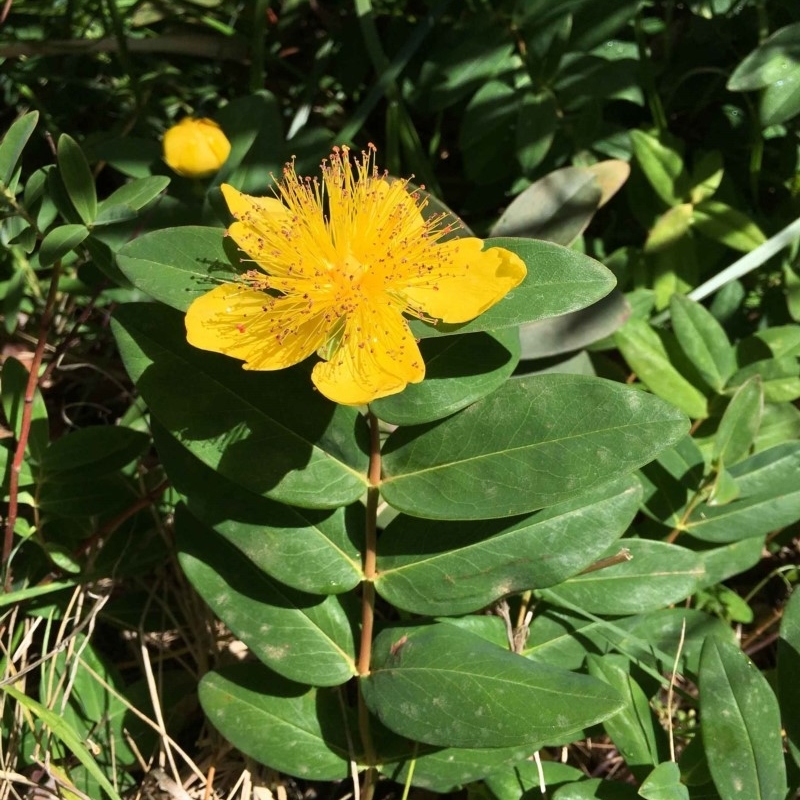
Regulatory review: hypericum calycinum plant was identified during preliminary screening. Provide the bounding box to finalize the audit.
[113,146,689,796]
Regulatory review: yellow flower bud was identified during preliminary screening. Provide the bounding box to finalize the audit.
[162,117,231,178]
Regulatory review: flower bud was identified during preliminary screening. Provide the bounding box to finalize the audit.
[162,117,231,178]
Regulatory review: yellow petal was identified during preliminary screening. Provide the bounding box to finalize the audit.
[311,303,425,405]
[221,184,288,222]
[185,283,327,369]
[398,238,527,324]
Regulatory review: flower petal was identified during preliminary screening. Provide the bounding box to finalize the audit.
[311,303,425,405]
[398,238,527,324]
[186,283,327,369]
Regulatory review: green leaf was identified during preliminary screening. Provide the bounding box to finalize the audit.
[728,357,800,403]
[695,535,765,589]
[361,623,623,748]
[586,655,661,769]
[615,319,709,419]
[485,760,584,800]
[370,327,519,425]
[544,539,704,615]
[685,443,800,542]
[518,289,630,360]
[689,150,724,204]
[639,761,689,800]
[40,425,149,478]
[57,134,97,224]
[728,23,800,91]
[2,356,48,462]
[778,589,800,768]
[459,81,519,185]
[412,237,616,339]
[551,778,641,798]
[116,226,232,311]
[0,111,39,187]
[383,744,537,793]
[375,476,641,615]
[699,637,787,800]
[670,294,736,392]
[154,422,362,595]
[644,204,693,253]
[382,375,686,519]
[0,684,124,800]
[176,506,357,686]
[111,303,369,509]
[99,175,170,211]
[200,663,353,780]
[755,402,800,451]
[630,130,689,206]
[692,201,767,252]
[39,224,90,267]
[515,91,558,173]
[490,165,603,245]
[713,376,763,467]
[381,374,687,520]
[38,473,136,517]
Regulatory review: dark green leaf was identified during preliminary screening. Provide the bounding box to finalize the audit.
[116,226,232,311]
[778,590,800,768]
[362,623,623,748]
[516,92,558,173]
[544,539,704,615]
[370,328,519,425]
[699,637,787,800]
[728,357,800,403]
[176,506,357,686]
[485,760,584,800]
[381,374,688,520]
[154,422,362,595]
[199,663,352,780]
[40,426,149,478]
[551,778,641,798]
[639,761,689,800]
[57,134,97,224]
[111,303,369,509]
[38,474,136,517]
[0,111,39,187]
[39,224,90,267]
[375,476,640,615]
[99,175,170,211]
[586,655,661,769]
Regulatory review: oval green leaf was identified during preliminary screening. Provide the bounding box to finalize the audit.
[40,426,150,478]
[57,134,97,224]
[380,374,688,520]
[39,224,90,267]
[116,226,232,311]
[176,506,357,686]
[112,303,369,509]
[699,637,787,800]
[154,421,362,595]
[544,539,704,615]
[199,663,353,780]
[370,327,520,426]
[375,476,641,615]
[362,623,623,748]
[0,111,39,186]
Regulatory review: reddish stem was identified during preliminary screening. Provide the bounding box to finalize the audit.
[3,261,62,590]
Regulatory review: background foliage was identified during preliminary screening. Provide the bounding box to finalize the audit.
[2,1,800,799]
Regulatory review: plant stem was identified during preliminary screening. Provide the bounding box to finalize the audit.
[2,260,62,590]
[356,412,381,798]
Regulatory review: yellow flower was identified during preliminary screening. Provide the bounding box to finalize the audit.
[185,145,526,405]
[162,117,231,178]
